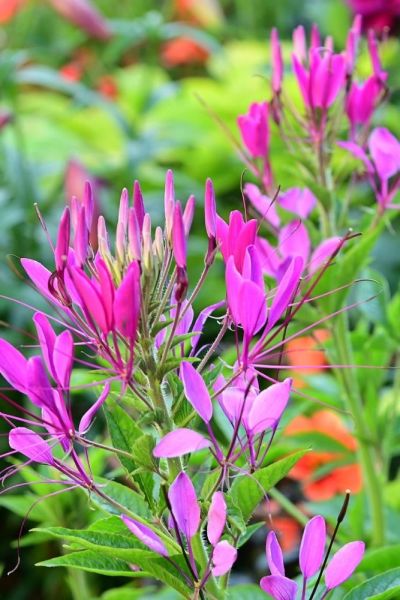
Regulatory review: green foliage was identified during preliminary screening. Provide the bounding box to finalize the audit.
[343,568,400,600]
[230,450,309,521]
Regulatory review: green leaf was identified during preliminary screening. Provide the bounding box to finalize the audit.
[361,545,400,574]
[94,479,151,519]
[343,568,400,600]
[227,584,268,599]
[101,588,145,600]
[104,401,141,475]
[37,550,142,577]
[230,450,308,521]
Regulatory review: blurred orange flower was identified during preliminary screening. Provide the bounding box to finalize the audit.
[96,75,118,100]
[286,329,330,388]
[0,0,26,23]
[161,37,209,67]
[286,410,363,501]
[59,62,83,82]
[174,0,223,27]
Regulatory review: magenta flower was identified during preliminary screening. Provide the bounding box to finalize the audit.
[153,428,211,458]
[211,541,237,576]
[9,428,55,466]
[340,127,400,210]
[237,102,270,158]
[292,48,346,112]
[260,516,364,599]
[244,185,316,229]
[207,492,227,546]
[216,210,258,272]
[168,472,200,540]
[346,77,382,139]
[180,362,213,422]
[270,28,283,95]
[325,541,365,589]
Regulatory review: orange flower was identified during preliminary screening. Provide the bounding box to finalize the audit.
[96,75,118,100]
[286,410,362,501]
[161,37,210,68]
[286,329,330,388]
[174,0,223,27]
[59,62,83,82]
[0,0,27,23]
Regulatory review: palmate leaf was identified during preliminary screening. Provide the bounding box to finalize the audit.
[343,567,400,600]
[227,584,267,599]
[230,450,309,521]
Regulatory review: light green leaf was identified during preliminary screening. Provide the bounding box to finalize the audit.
[360,546,400,574]
[343,568,400,600]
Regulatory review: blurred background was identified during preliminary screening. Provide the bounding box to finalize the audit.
[1,0,400,598]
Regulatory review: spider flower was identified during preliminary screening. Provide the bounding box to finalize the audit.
[340,127,400,210]
[260,517,365,598]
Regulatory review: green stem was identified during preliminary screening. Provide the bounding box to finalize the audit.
[331,312,385,546]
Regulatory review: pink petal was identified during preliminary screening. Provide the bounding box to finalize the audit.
[266,531,285,576]
[211,540,237,576]
[153,429,210,458]
[26,356,53,410]
[299,515,326,578]
[33,313,56,378]
[268,256,303,332]
[205,178,217,239]
[309,236,341,275]
[226,256,243,326]
[78,382,110,435]
[207,492,227,545]
[260,575,298,600]
[172,202,187,269]
[183,195,195,236]
[114,262,141,340]
[168,472,200,539]
[55,207,71,272]
[238,279,267,338]
[0,338,28,394]
[278,188,317,219]
[325,541,365,589]
[9,427,54,465]
[70,267,110,335]
[121,515,168,557]
[244,183,280,228]
[96,257,115,330]
[180,362,213,422]
[248,378,292,435]
[278,220,310,265]
[21,258,57,304]
[133,180,145,230]
[368,127,400,182]
[53,330,74,388]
